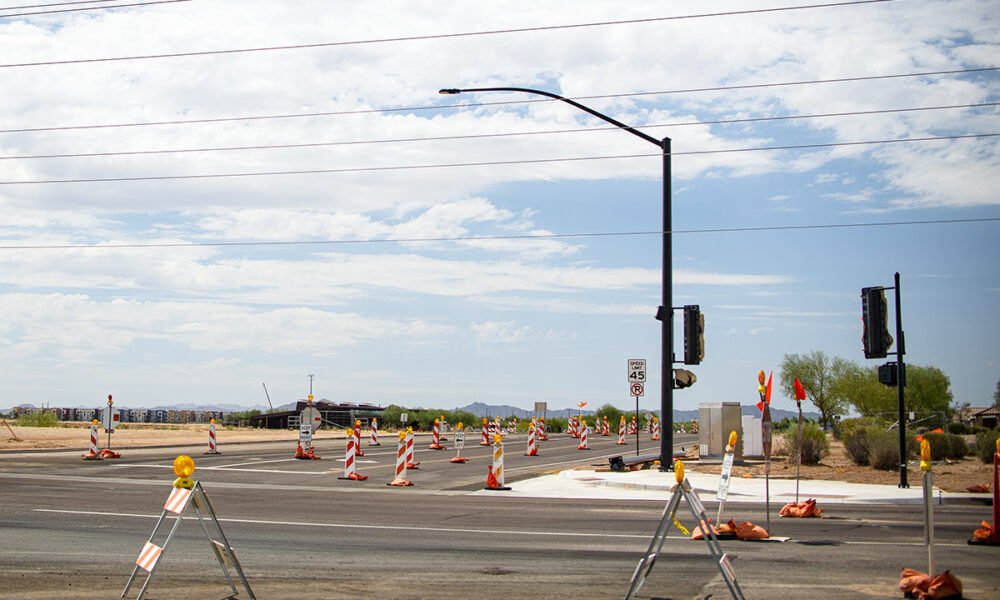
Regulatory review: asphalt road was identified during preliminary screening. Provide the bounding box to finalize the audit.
[1,431,997,599]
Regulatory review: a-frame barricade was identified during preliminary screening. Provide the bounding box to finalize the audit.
[625,462,744,600]
[122,479,255,600]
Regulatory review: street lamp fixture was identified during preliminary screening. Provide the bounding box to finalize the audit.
[439,86,676,469]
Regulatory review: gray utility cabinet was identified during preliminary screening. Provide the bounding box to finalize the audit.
[698,402,743,459]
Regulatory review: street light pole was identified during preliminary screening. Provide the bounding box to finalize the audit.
[439,87,675,469]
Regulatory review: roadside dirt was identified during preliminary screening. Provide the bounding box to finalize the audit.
[690,437,995,493]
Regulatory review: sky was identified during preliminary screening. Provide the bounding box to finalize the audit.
[0,0,998,416]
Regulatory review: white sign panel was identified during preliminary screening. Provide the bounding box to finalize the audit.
[630,382,645,397]
[717,452,735,501]
[627,359,646,383]
[298,424,313,445]
[454,431,466,450]
[300,406,321,433]
[101,408,120,432]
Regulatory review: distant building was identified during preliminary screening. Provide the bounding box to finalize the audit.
[248,400,383,429]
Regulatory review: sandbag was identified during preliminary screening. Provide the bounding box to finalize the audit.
[779,498,823,518]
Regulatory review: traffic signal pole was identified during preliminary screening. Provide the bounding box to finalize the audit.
[894,272,908,488]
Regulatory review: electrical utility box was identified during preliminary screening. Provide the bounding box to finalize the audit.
[698,402,744,459]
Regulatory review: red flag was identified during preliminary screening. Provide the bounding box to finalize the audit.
[765,372,773,405]
[794,378,806,403]
[756,370,773,412]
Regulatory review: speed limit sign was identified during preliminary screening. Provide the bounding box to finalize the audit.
[630,382,645,397]
[628,359,646,383]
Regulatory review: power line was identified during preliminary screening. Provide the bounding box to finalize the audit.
[1,132,995,185]
[3,66,994,136]
[3,102,997,161]
[1,1,118,11]
[0,0,189,18]
[2,217,996,251]
[0,0,894,68]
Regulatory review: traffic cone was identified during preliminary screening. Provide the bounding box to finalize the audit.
[525,422,538,456]
[538,417,548,441]
[405,427,420,470]
[353,420,365,457]
[578,420,590,450]
[388,432,413,486]
[617,416,626,446]
[82,421,102,460]
[339,430,368,481]
[429,419,446,450]
[204,419,221,455]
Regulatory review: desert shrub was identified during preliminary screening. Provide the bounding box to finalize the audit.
[843,427,872,466]
[782,422,830,464]
[835,417,887,442]
[867,429,903,471]
[973,429,1000,464]
[945,421,969,435]
[922,432,967,460]
[15,410,59,427]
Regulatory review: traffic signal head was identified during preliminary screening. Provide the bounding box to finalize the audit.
[861,287,893,359]
[673,369,697,389]
[683,305,704,365]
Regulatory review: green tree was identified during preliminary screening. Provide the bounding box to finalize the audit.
[594,403,624,427]
[779,351,849,429]
[836,363,953,422]
[994,379,1000,407]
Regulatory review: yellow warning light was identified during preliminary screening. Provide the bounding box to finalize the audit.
[398,431,406,441]
[372,417,378,424]
[728,431,738,448]
[920,439,931,472]
[92,419,99,425]
[482,417,488,424]
[434,418,440,424]
[758,370,765,386]
[458,422,464,429]
[407,426,413,433]
[995,437,1000,456]
[172,455,196,489]
[494,434,503,444]
[307,394,313,403]
[346,429,354,438]
[210,418,215,425]
[674,460,685,483]
[355,419,361,427]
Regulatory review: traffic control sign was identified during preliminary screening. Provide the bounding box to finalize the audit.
[630,382,645,397]
[300,406,321,433]
[628,359,646,383]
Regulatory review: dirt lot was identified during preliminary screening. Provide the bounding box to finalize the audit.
[2,422,994,493]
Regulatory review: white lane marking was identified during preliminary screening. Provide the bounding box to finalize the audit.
[111,464,328,475]
[30,508,975,548]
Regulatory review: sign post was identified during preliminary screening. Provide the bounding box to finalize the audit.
[628,360,646,457]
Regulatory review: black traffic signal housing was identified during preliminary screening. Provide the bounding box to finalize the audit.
[683,305,704,365]
[673,369,697,389]
[861,287,893,359]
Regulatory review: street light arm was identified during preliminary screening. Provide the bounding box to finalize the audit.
[439,87,662,147]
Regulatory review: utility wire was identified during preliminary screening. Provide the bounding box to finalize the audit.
[1,132,995,185]
[0,0,894,68]
[0,0,189,18]
[2,217,996,251]
[1,1,117,11]
[3,102,996,161]
[3,66,994,136]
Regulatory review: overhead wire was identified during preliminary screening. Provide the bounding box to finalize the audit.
[1,217,997,251]
[3,66,995,135]
[0,0,895,68]
[0,132,995,185]
[2,102,997,161]
[0,0,189,18]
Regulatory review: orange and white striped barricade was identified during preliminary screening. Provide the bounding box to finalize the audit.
[480,418,491,446]
[339,430,368,481]
[369,418,381,447]
[625,461,744,600]
[353,420,365,457]
[525,422,538,456]
[204,419,220,455]
[628,417,637,435]
[493,417,502,437]
[428,418,446,450]
[485,434,511,491]
[538,417,548,441]
[617,416,627,446]
[405,427,420,470]
[602,416,611,436]
[651,417,661,441]
[578,421,590,450]
[450,424,469,463]
[388,432,413,486]
[82,420,102,460]
[123,455,255,600]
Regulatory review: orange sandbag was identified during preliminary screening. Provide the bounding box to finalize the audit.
[690,519,718,540]
[899,567,963,599]
[779,498,824,518]
[734,520,769,539]
[965,483,990,493]
[971,520,993,541]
